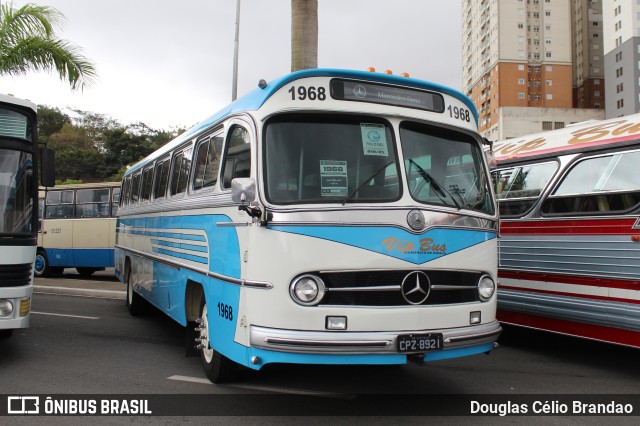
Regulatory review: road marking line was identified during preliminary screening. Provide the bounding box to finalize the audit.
[34,290,125,300]
[225,383,352,398]
[167,375,352,398]
[167,375,212,385]
[31,311,100,320]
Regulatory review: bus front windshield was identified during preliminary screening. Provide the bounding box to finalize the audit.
[0,149,33,235]
[264,115,401,204]
[264,115,493,214]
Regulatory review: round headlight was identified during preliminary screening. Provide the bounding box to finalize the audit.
[0,299,14,317]
[478,275,496,301]
[290,275,325,306]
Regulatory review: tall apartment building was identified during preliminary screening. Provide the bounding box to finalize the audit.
[573,0,605,109]
[463,0,605,140]
[603,0,640,117]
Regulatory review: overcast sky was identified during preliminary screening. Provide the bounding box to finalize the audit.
[0,0,462,130]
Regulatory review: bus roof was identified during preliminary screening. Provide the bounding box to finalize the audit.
[493,112,640,164]
[125,68,477,176]
[0,93,37,112]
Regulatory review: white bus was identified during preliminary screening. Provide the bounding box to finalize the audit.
[0,93,54,338]
[36,182,120,276]
[492,113,640,348]
[116,68,501,382]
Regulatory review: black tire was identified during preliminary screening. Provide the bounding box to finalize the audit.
[49,267,64,276]
[0,329,13,339]
[125,265,144,316]
[198,298,238,383]
[76,267,97,276]
[34,249,50,277]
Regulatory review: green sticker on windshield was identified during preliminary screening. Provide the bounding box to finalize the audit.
[361,123,388,157]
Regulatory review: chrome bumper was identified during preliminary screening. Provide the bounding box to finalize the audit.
[250,321,501,354]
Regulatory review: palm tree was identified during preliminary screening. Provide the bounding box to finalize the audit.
[0,2,96,91]
[291,0,317,72]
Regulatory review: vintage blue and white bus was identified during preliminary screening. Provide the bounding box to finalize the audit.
[115,68,501,382]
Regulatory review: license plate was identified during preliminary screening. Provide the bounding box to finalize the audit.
[397,333,443,353]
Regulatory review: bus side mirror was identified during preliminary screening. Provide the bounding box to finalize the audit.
[482,138,496,171]
[231,178,262,220]
[40,147,55,187]
[231,178,256,205]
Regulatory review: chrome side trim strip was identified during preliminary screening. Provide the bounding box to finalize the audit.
[216,222,250,227]
[498,289,640,331]
[114,245,273,289]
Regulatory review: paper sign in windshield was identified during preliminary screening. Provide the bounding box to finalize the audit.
[361,123,388,156]
[320,160,348,197]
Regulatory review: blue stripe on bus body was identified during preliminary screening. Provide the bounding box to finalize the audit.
[150,238,208,253]
[46,248,114,268]
[268,225,496,265]
[152,247,209,264]
[118,214,241,278]
[119,229,206,242]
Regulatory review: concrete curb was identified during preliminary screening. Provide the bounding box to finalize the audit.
[34,285,126,300]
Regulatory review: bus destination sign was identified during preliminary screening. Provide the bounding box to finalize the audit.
[330,79,445,113]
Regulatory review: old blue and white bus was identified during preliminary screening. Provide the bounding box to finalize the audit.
[115,69,500,382]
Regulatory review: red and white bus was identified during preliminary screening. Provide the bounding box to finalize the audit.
[492,113,640,348]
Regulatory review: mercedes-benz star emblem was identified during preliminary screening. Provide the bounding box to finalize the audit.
[401,271,431,305]
[407,210,425,231]
[353,85,367,99]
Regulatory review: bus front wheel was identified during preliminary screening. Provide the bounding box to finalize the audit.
[34,249,50,277]
[198,299,238,383]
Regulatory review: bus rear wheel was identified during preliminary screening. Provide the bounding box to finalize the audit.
[125,266,144,316]
[76,267,98,276]
[198,299,238,383]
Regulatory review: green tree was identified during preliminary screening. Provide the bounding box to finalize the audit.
[291,0,317,72]
[37,104,71,144]
[0,2,96,90]
[48,122,104,181]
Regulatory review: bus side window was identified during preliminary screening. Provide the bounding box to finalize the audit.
[76,188,110,218]
[221,126,251,190]
[130,173,142,204]
[46,190,73,218]
[193,134,223,191]
[120,177,130,207]
[140,167,154,202]
[111,187,120,216]
[153,158,170,200]
[542,150,640,215]
[170,148,193,196]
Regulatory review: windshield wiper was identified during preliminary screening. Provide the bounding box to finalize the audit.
[343,160,394,205]
[408,159,461,210]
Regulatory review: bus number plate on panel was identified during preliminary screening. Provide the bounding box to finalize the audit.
[397,333,443,352]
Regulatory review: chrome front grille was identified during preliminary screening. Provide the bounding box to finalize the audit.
[317,270,482,306]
